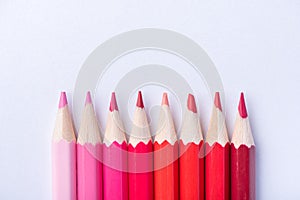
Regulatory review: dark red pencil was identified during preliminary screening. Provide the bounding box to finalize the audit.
[231,93,255,200]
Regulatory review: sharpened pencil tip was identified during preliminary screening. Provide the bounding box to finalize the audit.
[136,91,144,108]
[187,94,197,113]
[59,92,68,108]
[238,92,248,118]
[85,91,92,105]
[162,92,169,106]
[109,92,119,111]
[214,92,222,111]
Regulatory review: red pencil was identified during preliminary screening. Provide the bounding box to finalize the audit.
[179,94,205,200]
[154,93,178,200]
[205,92,230,200]
[103,92,128,200]
[128,91,153,200]
[231,93,255,200]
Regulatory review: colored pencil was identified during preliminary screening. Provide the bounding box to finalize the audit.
[154,93,179,200]
[77,91,103,200]
[205,92,230,200]
[179,94,205,200]
[128,91,153,200]
[103,92,128,200]
[52,92,76,200]
[231,93,255,200]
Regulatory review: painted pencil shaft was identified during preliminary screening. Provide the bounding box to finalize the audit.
[77,144,102,200]
[103,142,128,200]
[179,141,204,200]
[52,92,76,200]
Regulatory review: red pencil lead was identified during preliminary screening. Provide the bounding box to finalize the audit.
[187,94,197,113]
[85,91,92,105]
[214,92,222,111]
[161,92,169,106]
[136,91,144,108]
[109,92,119,111]
[238,92,248,118]
[59,91,68,108]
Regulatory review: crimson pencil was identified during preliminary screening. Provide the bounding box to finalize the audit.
[231,93,255,200]
[154,93,179,200]
[205,92,230,200]
[103,92,128,200]
[77,92,103,200]
[128,91,153,200]
[179,94,205,200]
[52,92,76,200]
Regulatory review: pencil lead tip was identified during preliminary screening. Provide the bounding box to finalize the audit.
[214,92,222,111]
[136,91,144,108]
[110,92,119,111]
[238,92,248,118]
[162,92,169,106]
[187,93,197,113]
[59,91,68,108]
[85,91,92,105]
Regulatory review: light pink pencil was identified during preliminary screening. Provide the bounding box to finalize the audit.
[77,92,103,200]
[52,92,76,200]
[103,92,128,200]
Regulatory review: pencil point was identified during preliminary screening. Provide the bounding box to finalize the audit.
[187,94,197,113]
[85,91,92,105]
[109,92,119,111]
[238,92,248,118]
[214,92,222,111]
[136,91,144,108]
[59,92,68,108]
[162,92,169,106]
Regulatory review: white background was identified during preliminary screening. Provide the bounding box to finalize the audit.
[1,0,300,199]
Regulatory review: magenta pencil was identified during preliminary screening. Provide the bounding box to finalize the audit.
[77,92,103,200]
[103,92,128,200]
[52,92,76,200]
[128,91,153,200]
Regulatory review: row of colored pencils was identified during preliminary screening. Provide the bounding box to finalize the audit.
[52,91,255,200]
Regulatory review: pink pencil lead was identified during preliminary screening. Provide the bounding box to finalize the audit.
[109,92,119,111]
[214,92,222,111]
[238,92,248,118]
[187,94,197,113]
[85,91,92,105]
[136,91,144,108]
[161,92,169,106]
[59,91,68,108]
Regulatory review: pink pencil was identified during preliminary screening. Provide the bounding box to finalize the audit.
[103,92,128,200]
[52,92,76,200]
[128,91,153,200]
[77,92,103,200]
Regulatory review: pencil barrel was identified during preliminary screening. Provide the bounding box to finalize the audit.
[52,140,77,200]
[179,141,204,200]
[103,142,128,200]
[231,145,255,200]
[154,141,179,200]
[205,142,230,200]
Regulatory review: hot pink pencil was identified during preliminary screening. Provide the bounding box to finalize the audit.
[52,92,76,200]
[77,92,103,200]
[128,91,153,200]
[103,92,128,200]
